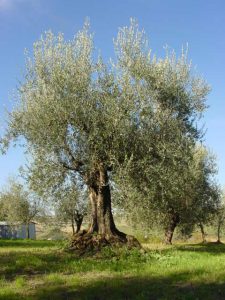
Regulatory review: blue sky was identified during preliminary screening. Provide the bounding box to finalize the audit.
[0,0,224,187]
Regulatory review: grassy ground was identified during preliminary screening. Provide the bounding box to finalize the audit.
[0,239,225,299]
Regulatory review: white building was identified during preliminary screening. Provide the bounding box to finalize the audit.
[0,222,36,239]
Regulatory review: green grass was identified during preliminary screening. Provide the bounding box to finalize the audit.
[1,239,225,299]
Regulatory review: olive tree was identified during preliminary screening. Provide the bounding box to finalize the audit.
[187,147,220,243]
[1,22,143,248]
[1,20,212,248]
[112,20,210,244]
[116,145,220,244]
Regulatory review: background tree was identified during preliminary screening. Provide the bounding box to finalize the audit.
[113,20,210,244]
[116,145,220,244]
[0,178,40,238]
[186,146,220,243]
[20,149,88,236]
[55,183,88,235]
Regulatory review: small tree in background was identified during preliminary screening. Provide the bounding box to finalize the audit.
[186,147,220,243]
[0,178,40,238]
[115,145,220,244]
[55,184,88,235]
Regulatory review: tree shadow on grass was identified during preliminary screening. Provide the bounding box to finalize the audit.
[2,241,225,282]
[177,242,225,255]
[0,249,150,280]
[1,241,225,299]
[0,251,71,279]
[0,239,58,248]
[30,275,225,300]
[1,272,225,300]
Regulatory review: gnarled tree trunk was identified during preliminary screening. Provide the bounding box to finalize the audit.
[95,164,124,238]
[87,164,126,240]
[71,164,140,251]
[164,212,180,245]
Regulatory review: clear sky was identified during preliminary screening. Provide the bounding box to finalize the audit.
[0,0,225,187]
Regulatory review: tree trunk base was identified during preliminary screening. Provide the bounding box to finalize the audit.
[69,230,141,254]
[215,240,222,244]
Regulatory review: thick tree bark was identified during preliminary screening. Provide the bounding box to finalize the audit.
[164,212,180,245]
[97,165,118,236]
[87,187,98,234]
[87,164,125,240]
[199,223,206,243]
[70,164,140,251]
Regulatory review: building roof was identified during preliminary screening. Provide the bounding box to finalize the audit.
[0,221,36,226]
